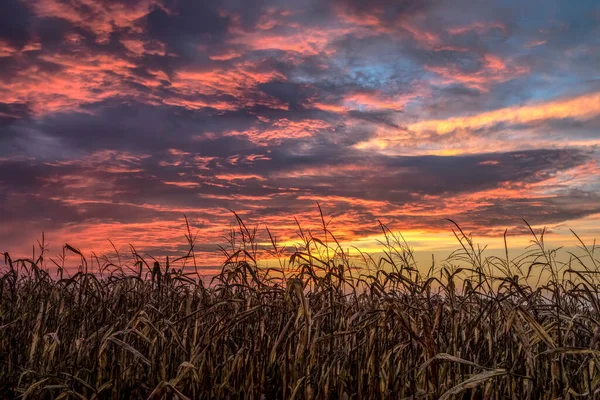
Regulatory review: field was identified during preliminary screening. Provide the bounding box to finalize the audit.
[2,215,600,399]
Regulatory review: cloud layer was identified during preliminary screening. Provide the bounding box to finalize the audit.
[1,0,599,260]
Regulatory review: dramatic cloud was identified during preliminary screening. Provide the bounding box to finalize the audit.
[1,0,599,263]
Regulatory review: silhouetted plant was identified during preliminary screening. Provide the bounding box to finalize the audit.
[1,210,599,399]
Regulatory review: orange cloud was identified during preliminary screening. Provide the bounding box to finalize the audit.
[447,21,507,35]
[0,51,140,114]
[333,3,443,49]
[229,27,341,56]
[344,92,413,111]
[313,102,348,113]
[214,173,267,181]
[296,194,390,209]
[226,118,332,144]
[32,0,155,40]
[425,54,528,91]
[274,164,378,179]
[164,181,201,188]
[172,66,287,110]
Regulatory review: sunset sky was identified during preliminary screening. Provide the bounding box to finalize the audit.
[1,0,599,265]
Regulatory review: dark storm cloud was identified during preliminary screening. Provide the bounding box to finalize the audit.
[145,0,230,55]
[258,80,316,110]
[381,150,585,195]
[347,110,400,128]
[1,148,588,216]
[0,0,32,49]
[0,159,51,192]
[251,149,589,205]
[0,102,31,126]
[333,0,431,20]
[469,193,600,229]
[29,100,259,154]
[34,17,80,48]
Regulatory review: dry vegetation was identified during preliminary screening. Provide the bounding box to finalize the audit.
[2,211,600,399]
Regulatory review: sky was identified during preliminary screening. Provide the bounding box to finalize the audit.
[1,0,599,266]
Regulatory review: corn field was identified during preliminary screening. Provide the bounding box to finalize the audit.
[2,214,600,399]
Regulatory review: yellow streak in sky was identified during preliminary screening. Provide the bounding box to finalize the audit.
[409,92,600,135]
